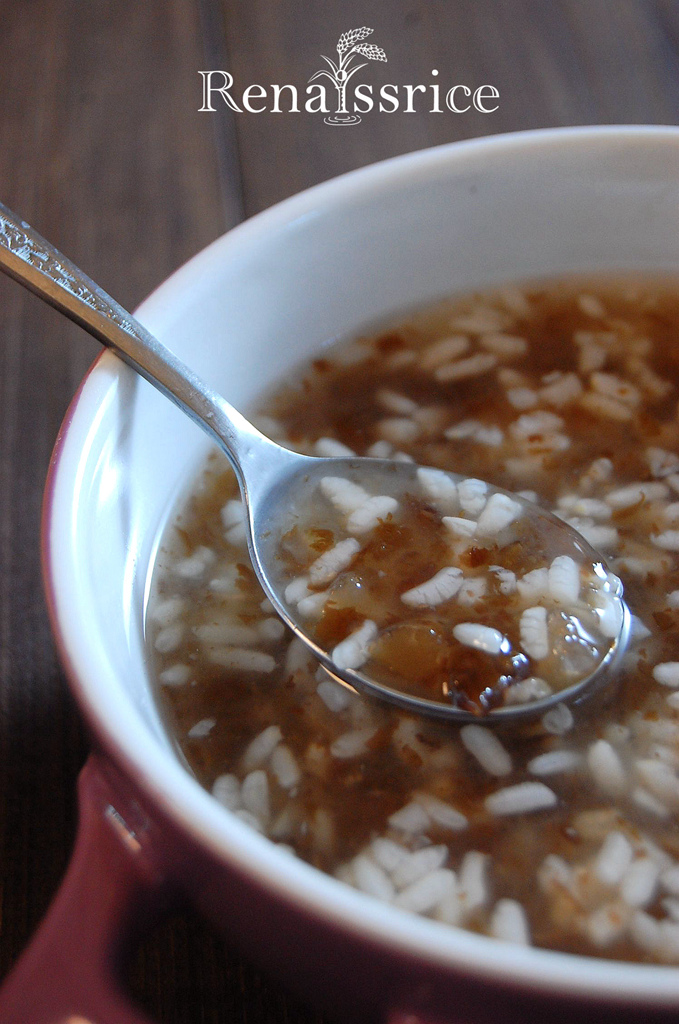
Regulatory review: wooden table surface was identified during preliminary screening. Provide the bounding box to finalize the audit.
[1,1,678,1020]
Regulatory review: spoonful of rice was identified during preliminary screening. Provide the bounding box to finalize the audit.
[0,202,630,721]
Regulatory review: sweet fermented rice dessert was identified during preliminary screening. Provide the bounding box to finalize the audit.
[149,277,679,962]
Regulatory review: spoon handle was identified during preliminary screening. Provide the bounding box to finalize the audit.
[0,201,283,491]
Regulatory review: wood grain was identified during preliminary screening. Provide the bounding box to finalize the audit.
[219,0,679,215]
[1,0,679,1021]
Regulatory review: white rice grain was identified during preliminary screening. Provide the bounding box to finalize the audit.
[445,418,483,440]
[314,437,355,457]
[376,389,419,415]
[539,372,583,407]
[548,555,580,604]
[587,739,627,797]
[477,425,505,446]
[632,787,672,819]
[208,648,277,674]
[663,502,679,523]
[480,333,527,358]
[392,845,449,890]
[270,745,301,790]
[212,773,241,811]
[388,801,431,834]
[590,372,641,408]
[647,447,679,478]
[442,516,477,539]
[285,575,311,604]
[330,727,377,760]
[580,392,633,421]
[458,478,488,516]
[661,866,679,896]
[401,566,464,607]
[173,545,215,579]
[395,869,457,914]
[606,482,668,510]
[528,750,582,776]
[557,495,612,520]
[352,854,396,901]
[347,495,399,535]
[620,857,660,908]
[630,910,662,955]
[453,623,506,655]
[651,531,679,551]
[220,499,245,530]
[308,538,361,587]
[510,411,564,439]
[570,521,619,550]
[457,577,488,606]
[519,606,549,661]
[460,724,512,776]
[366,440,393,459]
[435,353,497,383]
[595,831,634,886]
[458,852,490,913]
[377,417,420,445]
[516,568,550,602]
[635,759,679,809]
[420,335,470,370]
[490,899,531,945]
[485,782,557,816]
[241,769,270,825]
[187,718,215,739]
[416,466,459,515]
[578,294,607,318]
[490,566,517,595]
[285,636,315,674]
[653,663,679,688]
[586,903,630,947]
[150,596,186,627]
[414,792,468,831]
[195,621,259,647]
[296,591,329,619]
[209,568,240,595]
[450,308,509,334]
[242,725,283,770]
[476,493,523,536]
[445,420,503,447]
[234,809,264,833]
[506,387,538,410]
[370,837,409,873]
[331,619,378,670]
[504,677,552,705]
[662,897,679,922]
[319,476,370,515]
[159,663,192,687]
[154,623,184,654]
[541,702,574,735]
[316,677,352,713]
[659,920,679,961]
[537,854,573,894]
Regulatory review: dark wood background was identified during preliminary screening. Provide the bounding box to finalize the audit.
[1,1,678,1020]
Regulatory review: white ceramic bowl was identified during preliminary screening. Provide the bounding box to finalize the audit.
[10,127,679,1024]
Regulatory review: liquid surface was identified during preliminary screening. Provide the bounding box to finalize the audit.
[149,277,679,963]
[277,466,623,714]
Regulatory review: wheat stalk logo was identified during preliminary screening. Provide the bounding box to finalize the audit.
[309,27,387,125]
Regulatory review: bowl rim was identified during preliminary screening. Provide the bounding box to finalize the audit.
[43,125,679,1007]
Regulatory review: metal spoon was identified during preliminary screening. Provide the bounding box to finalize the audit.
[0,202,630,722]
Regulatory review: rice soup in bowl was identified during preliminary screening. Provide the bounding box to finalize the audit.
[41,128,679,1022]
[151,274,679,962]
